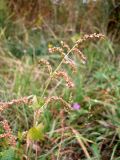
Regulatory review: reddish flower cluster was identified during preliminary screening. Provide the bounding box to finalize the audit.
[0,120,16,146]
[0,96,33,146]
[55,71,75,88]
[0,96,33,112]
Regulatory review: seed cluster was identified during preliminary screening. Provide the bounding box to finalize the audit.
[72,48,87,64]
[39,59,52,74]
[76,33,105,45]
[48,33,105,86]
[49,47,65,57]
[55,71,75,88]
[60,41,70,52]
[0,96,33,146]
[45,96,73,111]
[0,96,33,112]
[63,58,77,73]
[0,120,16,146]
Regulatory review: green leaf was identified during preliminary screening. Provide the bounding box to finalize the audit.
[29,95,44,110]
[29,95,39,110]
[92,143,100,159]
[27,123,44,141]
[1,148,16,160]
[71,34,80,43]
[38,97,45,107]
[18,131,23,141]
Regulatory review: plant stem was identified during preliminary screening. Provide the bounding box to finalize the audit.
[41,44,77,98]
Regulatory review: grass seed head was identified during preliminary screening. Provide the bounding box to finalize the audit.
[76,33,105,45]
[0,96,33,112]
[39,59,52,74]
[55,71,75,88]
[0,120,16,146]
[72,48,87,64]
[45,96,73,111]
[61,41,70,52]
[49,47,64,54]
[63,58,77,73]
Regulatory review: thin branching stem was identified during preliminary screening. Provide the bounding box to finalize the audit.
[41,44,77,97]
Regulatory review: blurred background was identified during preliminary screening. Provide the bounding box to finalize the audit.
[0,0,120,57]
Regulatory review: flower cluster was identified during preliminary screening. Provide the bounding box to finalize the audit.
[0,96,33,112]
[55,71,74,88]
[45,96,73,111]
[0,120,16,146]
[76,33,105,45]
[0,96,33,146]
[72,48,87,64]
[39,59,52,74]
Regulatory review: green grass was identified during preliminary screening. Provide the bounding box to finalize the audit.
[0,35,120,160]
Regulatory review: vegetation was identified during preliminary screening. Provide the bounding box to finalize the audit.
[0,0,120,159]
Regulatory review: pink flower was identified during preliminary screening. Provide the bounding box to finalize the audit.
[72,103,81,110]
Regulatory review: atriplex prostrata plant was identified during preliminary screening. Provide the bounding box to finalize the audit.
[0,33,104,158]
